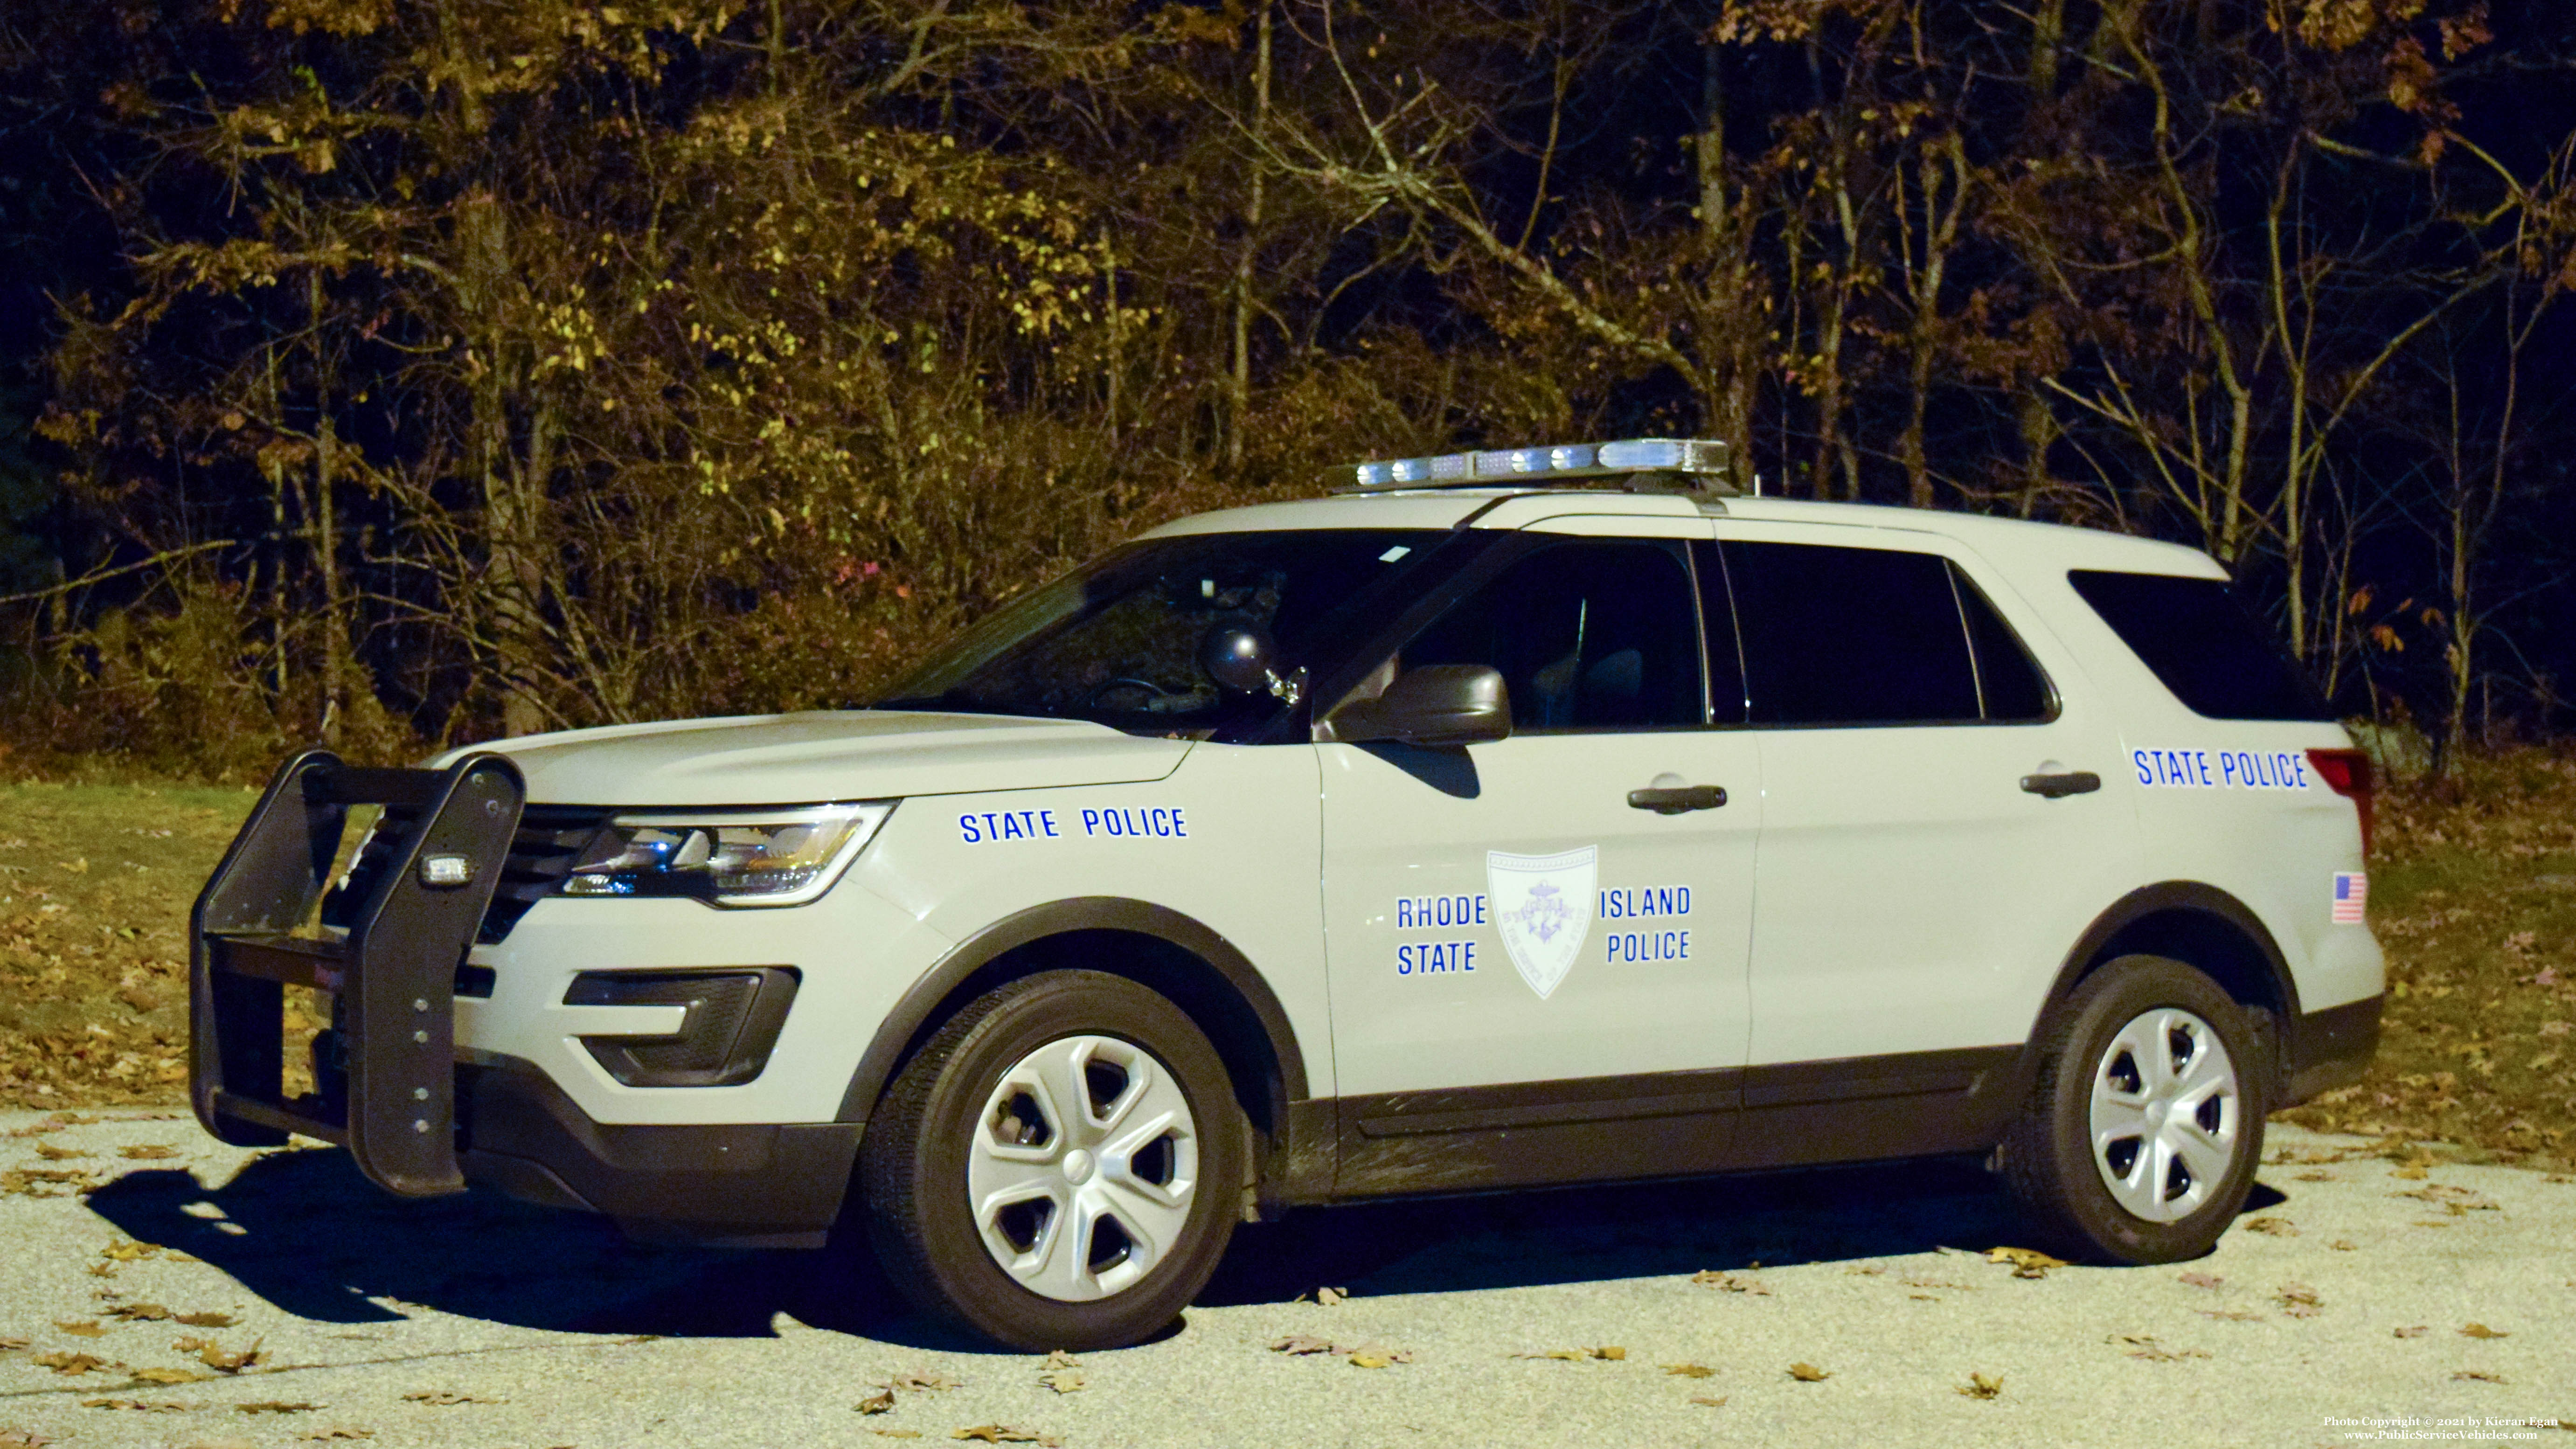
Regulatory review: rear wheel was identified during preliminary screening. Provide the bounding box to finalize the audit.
[857,970,1245,1350]
[2000,955,2264,1263]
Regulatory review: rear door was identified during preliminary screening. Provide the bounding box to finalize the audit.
[1708,522,2135,1161]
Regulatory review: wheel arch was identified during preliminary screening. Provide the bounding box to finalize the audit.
[2027,880,2305,1097]
[835,898,1310,1154]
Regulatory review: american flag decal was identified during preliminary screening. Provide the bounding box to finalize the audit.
[2331,872,2367,923]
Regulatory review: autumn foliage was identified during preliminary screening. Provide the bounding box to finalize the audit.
[0,0,2570,774]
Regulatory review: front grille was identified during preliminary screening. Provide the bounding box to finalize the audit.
[482,805,614,943]
[319,802,611,945]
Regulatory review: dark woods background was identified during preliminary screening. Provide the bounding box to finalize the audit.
[2,0,2572,779]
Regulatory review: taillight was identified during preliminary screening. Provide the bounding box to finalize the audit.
[2306,747,2375,856]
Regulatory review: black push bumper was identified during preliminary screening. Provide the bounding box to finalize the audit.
[190,750,523,1197]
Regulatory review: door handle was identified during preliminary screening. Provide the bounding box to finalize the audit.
[1627,784,1728,815]
[2020,771,2102,799]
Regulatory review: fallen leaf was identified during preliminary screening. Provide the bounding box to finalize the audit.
[2459,1323,2510,1338]
[0,1336,24,1352]
[858,1389,896,1415]
[2241,1216,2298,1237]
[173,1312,236,1329]
[2453,1370,2507,1384]
[1347,1353,1392,1370]
[1957,1371,2004,1400]
[79,1398,191,1412]
[33,1144,89,1160]
[0,1432,52,1448]
[118,1145,179,1160]
[1688,1394,1729,1407]
[197,1337,264,1373]
[296,1431,374,1442]
[1689,1269,1770,1294]
[1039,1350,1078,1371]
[949,1428,1040,1444]
[2394,1326,2430,1338]
[2394,1165,2429,1180]
[32,1351,105,1375]
[2111,1334,2211,1362]
[2293,1170,2338,1182]
[99,1239,160,1262]
[1314,1286,1346,1306]
[1037,1368,1085,1394]
[1663,1363,1716,1378]
[401,1391,497,1405]
[1593,1345,1626,1361]
[2330,1239,2358,1251]
[1788,1362,1830,1382]
[237,1401,323,1414]
[889,1368,965,1393]
[2277,1283,2323,1318]
[105,1303,171,1322]
[1343,1342,1414,1366]
[2177,1271,2223,1290]
[131,1367,209,1384]
[53,1320,106,1338]
[1269,1334,1336,1355]
[1986,1247,2069,1278]
[2396,1185,2499,1211]
[1510,1346,1614,1362]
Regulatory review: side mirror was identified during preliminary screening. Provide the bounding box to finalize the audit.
[1325,665,1511,747]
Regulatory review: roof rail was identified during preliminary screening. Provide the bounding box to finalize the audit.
[1339,437,1737,496]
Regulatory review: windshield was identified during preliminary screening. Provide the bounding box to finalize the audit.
[875,529,1460,736]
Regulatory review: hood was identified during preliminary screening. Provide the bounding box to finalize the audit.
[432,710,1193,807]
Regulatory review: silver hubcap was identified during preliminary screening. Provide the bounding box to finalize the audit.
[2089,1006,2240,1222]
[968,1034,1200,1302]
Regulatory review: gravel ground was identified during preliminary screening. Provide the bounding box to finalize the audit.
[2,1112,2571,1449]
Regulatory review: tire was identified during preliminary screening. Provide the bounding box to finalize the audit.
[856,970,1246,1350]
[2000,954,2266,1264]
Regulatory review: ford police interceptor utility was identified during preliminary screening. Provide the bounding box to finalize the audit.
[190,437,2382,1351]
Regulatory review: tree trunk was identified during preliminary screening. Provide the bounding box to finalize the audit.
[1226,0,1271,471]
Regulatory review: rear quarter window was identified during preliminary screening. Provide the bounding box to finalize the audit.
[2067,570,2336,722]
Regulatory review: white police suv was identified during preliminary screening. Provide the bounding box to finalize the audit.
[190,438,2382,1350]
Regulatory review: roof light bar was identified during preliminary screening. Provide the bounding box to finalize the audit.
[1346,437,1734,492]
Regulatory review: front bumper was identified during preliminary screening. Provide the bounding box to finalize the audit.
[457,1055,861,1248]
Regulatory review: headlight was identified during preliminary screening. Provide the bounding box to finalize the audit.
[560,801,895,907]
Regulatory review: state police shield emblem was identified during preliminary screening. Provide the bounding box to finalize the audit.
[1486,846,1597,1000]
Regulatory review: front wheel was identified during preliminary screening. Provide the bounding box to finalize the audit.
[2000,955,2265,1263]
[857,970,1245,1350]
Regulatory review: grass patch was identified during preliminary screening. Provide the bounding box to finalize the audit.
[7,752,2575,1171]
[0,780,255,1107]
[2272,743,2576,1169]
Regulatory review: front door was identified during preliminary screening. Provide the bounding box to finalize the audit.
[1317,524,1758,1193]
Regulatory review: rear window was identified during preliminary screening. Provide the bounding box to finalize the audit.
[2067,570,2335,721]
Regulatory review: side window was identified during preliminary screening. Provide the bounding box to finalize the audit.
[2068,569,2336,721]
[1723,540,1981,726]
[1953,569,2055,722]
[1400,539,1705,731]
